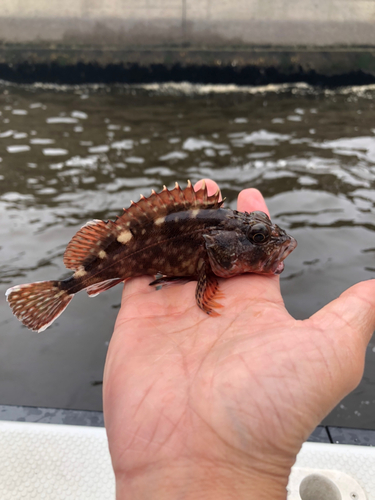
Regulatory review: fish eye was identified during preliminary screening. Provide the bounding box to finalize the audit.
[248,223,270,244]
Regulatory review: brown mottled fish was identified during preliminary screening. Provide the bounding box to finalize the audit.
[6,181,297,332]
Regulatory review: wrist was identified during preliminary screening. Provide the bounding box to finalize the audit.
[114,458,290,500]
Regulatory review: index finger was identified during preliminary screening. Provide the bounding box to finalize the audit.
[237,188,270,217]
[194,178,221,200]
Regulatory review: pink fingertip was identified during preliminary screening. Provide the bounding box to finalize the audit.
[237,188,270,217]
[194,179,222,201]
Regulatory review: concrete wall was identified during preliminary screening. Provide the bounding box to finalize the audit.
[1,0,375,83]
[1,0,375,46]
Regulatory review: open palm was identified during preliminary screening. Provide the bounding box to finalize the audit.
[103,180,375,499]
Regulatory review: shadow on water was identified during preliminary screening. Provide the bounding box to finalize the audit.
[1,81,375,428]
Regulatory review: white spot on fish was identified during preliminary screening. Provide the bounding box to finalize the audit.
[98,250,107,259]
[75,267,87,278]
[191,209,200,218]
[154,216,165,225]
[117,230,133,244]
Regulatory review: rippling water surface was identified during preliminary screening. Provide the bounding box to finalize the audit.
[1,81,375,428]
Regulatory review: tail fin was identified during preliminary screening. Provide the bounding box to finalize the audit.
[6,281,73,332]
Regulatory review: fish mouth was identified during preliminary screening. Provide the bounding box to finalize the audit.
[270,237,297,275]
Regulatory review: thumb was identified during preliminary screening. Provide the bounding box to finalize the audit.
[308,279,375,394]
[307,280,375,395]
[309,280,375,349]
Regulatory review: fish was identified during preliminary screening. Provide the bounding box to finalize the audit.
[5,181,297,332]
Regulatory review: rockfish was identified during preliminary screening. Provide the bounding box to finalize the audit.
[6,181,297,332]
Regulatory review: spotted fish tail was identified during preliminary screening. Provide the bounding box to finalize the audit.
[6,281,73,332]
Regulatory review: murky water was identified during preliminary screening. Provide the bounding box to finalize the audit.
[1,81,375,428]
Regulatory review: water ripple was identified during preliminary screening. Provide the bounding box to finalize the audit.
[2,81,375,425]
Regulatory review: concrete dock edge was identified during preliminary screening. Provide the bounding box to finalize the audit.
[0,1,375,83]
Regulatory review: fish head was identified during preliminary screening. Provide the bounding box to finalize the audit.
[204,211,297,278]
[243,211,297,275]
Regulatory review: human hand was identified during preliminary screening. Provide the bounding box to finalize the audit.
[103,179,375,500]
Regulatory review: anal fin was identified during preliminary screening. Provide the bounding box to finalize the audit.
[195,264,224,317]
[86,278,124,297]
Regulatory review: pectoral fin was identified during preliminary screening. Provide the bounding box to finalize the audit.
[195,263,224,317]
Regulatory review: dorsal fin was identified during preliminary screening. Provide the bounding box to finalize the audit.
[114,180,223,233]
[63,220,116,270]
[63,181,223,271]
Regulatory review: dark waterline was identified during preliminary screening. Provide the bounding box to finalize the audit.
[1,81,375,428]
[1,62,375,86]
